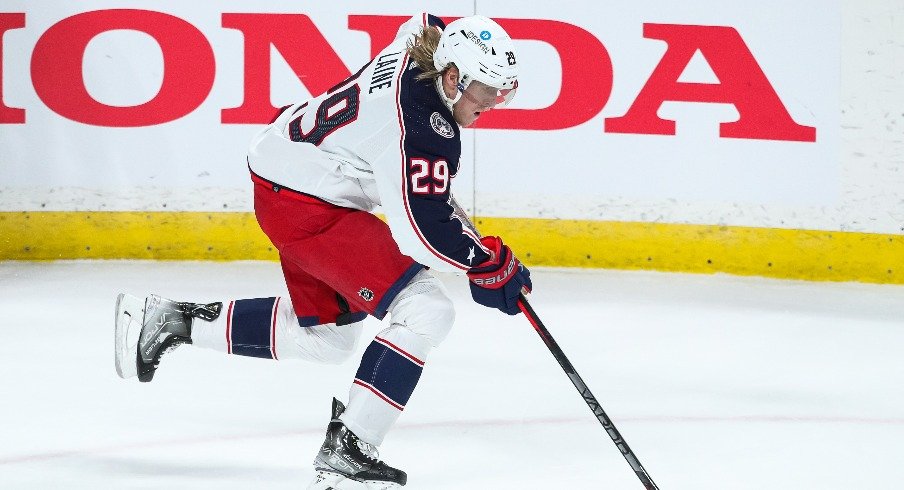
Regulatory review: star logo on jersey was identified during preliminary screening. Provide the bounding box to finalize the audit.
[467,246,476,265]
[430,112,455,139]
[358,287,375,302]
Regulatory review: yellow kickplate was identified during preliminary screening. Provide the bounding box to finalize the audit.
[2,212,902,285]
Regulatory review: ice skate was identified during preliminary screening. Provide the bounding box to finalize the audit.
[114,293,221,382]
[308,398,407,490]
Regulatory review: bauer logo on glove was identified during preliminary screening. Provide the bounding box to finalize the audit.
[469,251,518,288]
[467,236,532,315]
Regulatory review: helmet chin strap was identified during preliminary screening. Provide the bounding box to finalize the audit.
[435,77,462,113]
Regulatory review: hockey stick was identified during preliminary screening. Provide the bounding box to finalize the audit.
[451,197,659,490]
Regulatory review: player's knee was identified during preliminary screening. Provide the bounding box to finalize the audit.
[317,342,357,364]
[292,320,362,364]
[421,289,456,346]
[394,286,456,347]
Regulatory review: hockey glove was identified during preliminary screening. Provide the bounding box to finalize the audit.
[467,236,532,315]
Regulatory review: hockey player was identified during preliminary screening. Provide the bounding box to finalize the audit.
[114,13,531,490]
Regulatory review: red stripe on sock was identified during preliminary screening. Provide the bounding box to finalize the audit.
[374,336,425,366]
[270,297,280,360]
[353,379,404,410]
[226,300,235,354]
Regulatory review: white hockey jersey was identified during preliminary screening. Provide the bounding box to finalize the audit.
[247,13,490,273]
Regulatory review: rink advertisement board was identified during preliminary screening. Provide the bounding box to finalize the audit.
[2,1,838,220]
[4,1,900,284]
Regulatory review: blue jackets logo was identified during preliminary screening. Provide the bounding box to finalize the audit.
[430,112,455,139]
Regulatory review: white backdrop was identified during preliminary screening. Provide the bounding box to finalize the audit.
[3,0,899,234]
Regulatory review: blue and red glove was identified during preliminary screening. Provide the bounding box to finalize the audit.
[467,236,532,315]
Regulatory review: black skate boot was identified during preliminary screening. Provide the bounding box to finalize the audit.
[308,398,407,490]
[114,293,221,382]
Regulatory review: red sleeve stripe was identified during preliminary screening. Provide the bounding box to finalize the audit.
[395,52,471,271]
[452,214,491,256]
[460,226,490,254]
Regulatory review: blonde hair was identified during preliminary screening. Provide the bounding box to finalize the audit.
[407,25,450,82]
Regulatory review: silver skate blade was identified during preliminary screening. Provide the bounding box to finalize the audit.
[114,293,145,379]
[307,469,402,490]
[307,469,350,490]
[363,480,403,490]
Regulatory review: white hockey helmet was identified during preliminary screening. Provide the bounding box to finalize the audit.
[433,15,519,109]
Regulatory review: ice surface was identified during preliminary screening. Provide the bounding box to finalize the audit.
[1,261,902,489]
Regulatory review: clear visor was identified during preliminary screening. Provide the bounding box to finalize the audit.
[457,79,518,110]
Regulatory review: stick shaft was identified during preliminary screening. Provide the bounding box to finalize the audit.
[449,196,658,489]
[517,295,659,490]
